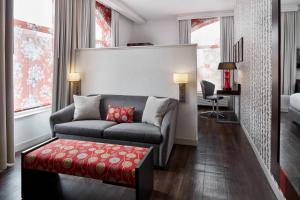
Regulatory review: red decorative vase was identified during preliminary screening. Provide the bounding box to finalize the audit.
[224,70,231,90]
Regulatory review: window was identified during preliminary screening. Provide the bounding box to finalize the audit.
[95,2,111,48]
[14,0,54,112]
[191,18,221,92]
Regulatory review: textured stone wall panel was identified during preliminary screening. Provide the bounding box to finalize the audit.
[234,0,272,169]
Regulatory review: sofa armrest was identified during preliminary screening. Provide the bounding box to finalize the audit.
[161,111,172,137]
[159,100,178,166]
[49,104,75,136]
[161,100,178,135]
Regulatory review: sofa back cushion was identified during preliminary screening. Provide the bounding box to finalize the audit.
[73,95,101,120]
[142,96,170,127]
[100,95,148,122]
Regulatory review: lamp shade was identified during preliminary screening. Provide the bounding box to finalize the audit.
[218,62,237,70]
[68,73,81,82]
[173,73,189,84]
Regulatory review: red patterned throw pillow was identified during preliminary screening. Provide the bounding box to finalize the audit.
[106,105,135,123]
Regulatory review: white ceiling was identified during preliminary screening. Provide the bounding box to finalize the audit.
[282,0,300,4]
[119,0,235,20]
[115,0,300,22]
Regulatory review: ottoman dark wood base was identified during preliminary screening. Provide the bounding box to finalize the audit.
[21,138,153,200]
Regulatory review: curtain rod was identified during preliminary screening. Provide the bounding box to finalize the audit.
[177,10,234,20]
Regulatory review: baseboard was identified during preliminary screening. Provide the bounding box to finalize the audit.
[175,138,198,146]
[240,123,285,200]
[280,109,288,113]
[15,134,51,152]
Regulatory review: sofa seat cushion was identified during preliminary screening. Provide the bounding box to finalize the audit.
[54,120,117,138]
[103,123,162,144]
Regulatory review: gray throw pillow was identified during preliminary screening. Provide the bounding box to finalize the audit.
[73,95,101,120]
[142,96,170,127]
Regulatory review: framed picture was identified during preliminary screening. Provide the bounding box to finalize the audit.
[238,37,243,62]
[233,44,236,62]
[237,41,240,62]
[235,44,239,63]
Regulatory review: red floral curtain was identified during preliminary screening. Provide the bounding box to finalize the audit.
[95,2,111,47]
[13,19,53,112]
[192,18,219,32]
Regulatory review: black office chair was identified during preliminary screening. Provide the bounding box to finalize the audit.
[200,80,224,118]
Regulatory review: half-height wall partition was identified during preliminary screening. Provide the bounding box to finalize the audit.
[74,45,198,145]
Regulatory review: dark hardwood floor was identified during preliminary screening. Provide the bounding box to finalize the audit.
[280,112,300,195]
[0,112,277,200]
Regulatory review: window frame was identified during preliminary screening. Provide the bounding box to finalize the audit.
[192,17,222,93]
[14,105,51,119]
[13,10,54,113]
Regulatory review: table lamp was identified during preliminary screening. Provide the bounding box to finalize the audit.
[218,62,237,90]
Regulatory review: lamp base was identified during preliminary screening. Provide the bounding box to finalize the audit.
[179,83,186,103]
[69,81,81,103]
[224,70,231,90]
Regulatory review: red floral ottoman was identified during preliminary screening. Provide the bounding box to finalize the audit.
[21,138,153,200]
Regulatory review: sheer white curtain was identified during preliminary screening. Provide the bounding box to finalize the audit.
[0,0,15,170]
[220,16,235,88]
[281,11,298,95]
[179,20,191,44]
[53,0,96,111]
[220,16,234,62]
[111,10,120,47]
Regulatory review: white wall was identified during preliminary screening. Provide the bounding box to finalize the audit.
[129,18,179,45]
[14,0,53,27]
[14,110,51,152]
[119,15,134,46]
[75,45,198,145]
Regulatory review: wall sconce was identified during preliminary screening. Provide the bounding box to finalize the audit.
[173,73,189,103]
[68,72,81,103]
[68,72,81,82]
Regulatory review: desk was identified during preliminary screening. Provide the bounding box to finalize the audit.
[216,84,241,124]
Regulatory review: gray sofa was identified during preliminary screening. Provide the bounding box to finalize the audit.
[50,94,178,167]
